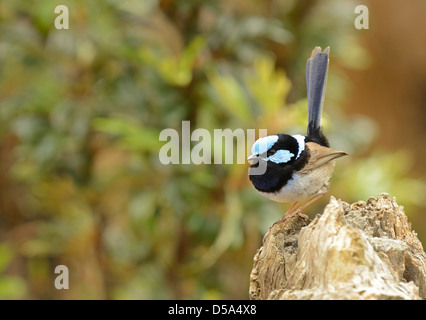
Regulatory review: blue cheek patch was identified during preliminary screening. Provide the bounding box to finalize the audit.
[251,135,278,156]
[267,149,294,164]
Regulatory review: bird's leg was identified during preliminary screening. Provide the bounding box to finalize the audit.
[262,194,326,243]
[285,193,326,220]
[284,201,299,216]
[281,201,309,221]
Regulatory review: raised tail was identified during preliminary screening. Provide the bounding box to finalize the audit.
[306,46,330,147]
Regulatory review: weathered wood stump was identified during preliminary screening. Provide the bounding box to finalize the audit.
[249,193,426,300]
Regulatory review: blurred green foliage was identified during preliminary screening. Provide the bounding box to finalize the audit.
[0,0,425,299]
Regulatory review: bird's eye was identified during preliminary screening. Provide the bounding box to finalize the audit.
[267,149,276,156]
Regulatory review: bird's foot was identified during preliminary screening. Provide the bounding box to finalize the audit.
[285,208,309,221]
[262,194,326,243]
[262,209,308,243]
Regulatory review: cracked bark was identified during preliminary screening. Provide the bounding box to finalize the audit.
[249,193,426,300]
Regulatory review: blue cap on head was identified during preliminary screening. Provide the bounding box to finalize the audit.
[251,135,278,156]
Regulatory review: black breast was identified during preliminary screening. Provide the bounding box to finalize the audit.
[249,160,293,193]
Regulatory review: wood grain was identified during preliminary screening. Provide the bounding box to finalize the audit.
[250,193,426,300]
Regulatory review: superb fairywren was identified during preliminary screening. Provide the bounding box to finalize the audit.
[248,47,347,222]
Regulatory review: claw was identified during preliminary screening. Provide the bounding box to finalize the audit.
[262,193,326,243]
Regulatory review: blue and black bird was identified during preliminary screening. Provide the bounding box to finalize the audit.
[247,47,347,220]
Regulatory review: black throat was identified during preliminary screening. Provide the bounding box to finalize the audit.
[249,147,310,193]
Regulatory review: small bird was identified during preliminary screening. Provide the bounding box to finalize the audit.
[247,46,347,224]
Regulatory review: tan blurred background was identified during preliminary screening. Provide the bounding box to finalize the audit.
[344,0,426,237]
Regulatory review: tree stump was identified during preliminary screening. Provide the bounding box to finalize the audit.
[249,193,426,300]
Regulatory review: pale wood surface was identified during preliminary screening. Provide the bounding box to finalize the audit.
[250,193,426,300]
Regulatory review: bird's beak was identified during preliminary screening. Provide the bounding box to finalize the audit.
[247,154,259,165]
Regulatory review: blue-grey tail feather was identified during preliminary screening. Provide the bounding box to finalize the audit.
[306,46,330,147]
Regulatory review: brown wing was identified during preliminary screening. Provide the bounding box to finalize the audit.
[300,142,348,173]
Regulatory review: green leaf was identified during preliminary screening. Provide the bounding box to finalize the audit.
[140,36,206,86]
[0,276,27,299]
[92,117,162,152]
[245,56,291,116]
[0,244,14,273]
[207,70,252,124]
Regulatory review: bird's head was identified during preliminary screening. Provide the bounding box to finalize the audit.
[247,134,305,167]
